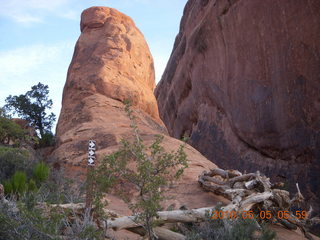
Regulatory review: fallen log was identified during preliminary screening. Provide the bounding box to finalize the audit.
[202,175,226,185]
[239,192,273,211]
[228,173,256,187]
[106,206,216,230]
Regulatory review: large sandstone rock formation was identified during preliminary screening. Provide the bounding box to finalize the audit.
[156,0,320,214]
[51,6,218,212]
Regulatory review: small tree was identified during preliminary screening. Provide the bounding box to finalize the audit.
[4,82,56,139]
[94,100,188,239]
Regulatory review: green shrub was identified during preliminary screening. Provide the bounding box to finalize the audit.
[37,131,55,148]
[3,162,50,197]
[0,179,103,240]
[0,197,103,240]
[3,180,13,195]
[28,179,37,192]
[33,162,50,185]
[12,171,28,194]
[0,146,31,182]
[186,210,276,240]
[0,109,27,146]
[93,100,188,239]
[4,171,28,196]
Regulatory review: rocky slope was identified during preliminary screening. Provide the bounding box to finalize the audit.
[156,0,320,217]
[50,6,218,213]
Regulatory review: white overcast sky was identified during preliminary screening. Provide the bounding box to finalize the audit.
[0,0,187,131]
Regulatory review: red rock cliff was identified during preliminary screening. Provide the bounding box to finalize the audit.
[50,6,217,212]
[156,0,320,215]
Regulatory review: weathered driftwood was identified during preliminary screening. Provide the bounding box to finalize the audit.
[201,175,226,185]
[106,206,216,230]
[198,168,317,240]
[205,168,242,179]
[239,192,273,211]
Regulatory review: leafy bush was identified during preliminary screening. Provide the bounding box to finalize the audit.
[11,171,28,194]
[33,162,50,185]
[4,171,28,196]
[0,146,31,182]
[0,163,102,240]
[3,180,13,196]
[37,131,55,148]
[28,179,37,192]
[3,162,50,197]
[0,108,27,146]
[0,191,104,240]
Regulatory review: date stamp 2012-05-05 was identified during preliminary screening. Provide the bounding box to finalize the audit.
[211,210,308,220]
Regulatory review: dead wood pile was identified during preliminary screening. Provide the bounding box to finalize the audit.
[198,168,320,240]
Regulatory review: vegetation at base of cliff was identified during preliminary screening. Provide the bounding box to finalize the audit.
[0,146,32,182]
[0,108,28,146]
[0,81,100,238]
[0,166,102,240]
[37,131,55,148]
[33,162,50,184]
[4,82,56,140]
[0,191,103,240]
[3,162,50,198]
[91,99,188,239]
[185,208,276,240]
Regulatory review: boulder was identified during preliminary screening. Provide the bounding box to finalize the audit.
[156,0,320,217]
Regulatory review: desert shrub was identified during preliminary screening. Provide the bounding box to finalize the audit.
[186,210,276,240]
[0,167,102,240]
[3,171,28,196]
[28,179,37,192]
[3,163,50,197]
[0,108,27,146]
[92,100,188,239]
[0,146,32,182]
[11,171,28,194]
[3,180,13,195]
[0,192,104,240]
[33,162,50,185]
[37,131,55,148]
[37,168,85,204]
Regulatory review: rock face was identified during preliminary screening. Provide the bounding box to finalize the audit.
[51,6,217,211]
[156,0,320,213]
[59,6,160,132]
